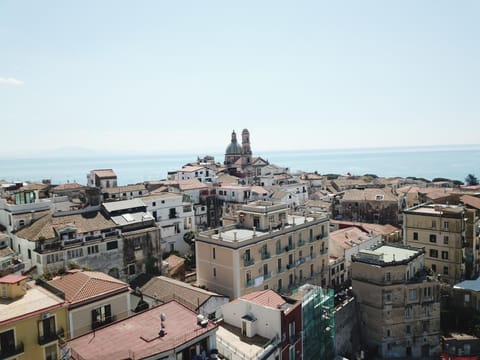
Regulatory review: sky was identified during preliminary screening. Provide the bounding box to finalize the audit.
[1,1,479,157]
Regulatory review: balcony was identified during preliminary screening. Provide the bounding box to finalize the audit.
[297,239,305,247]
[287,244,295,251]
[277,267,285,274]
[276,247,284,255]
[264,272,272,280]
[320,248,328,255]
[92,315,116,330]
[246,279,255,288]
[38,328,64,345]
[309,237,316,243]
[244,258,255,267]
[0,343,24,360]
[261,251,271,260]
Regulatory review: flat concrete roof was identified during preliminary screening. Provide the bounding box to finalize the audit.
[211,215,314,243]
[0,282,64,324]
[409,204,464,215]
[362,245,419,262]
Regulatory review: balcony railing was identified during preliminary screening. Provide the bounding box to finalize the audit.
[298,240,305,247]
[264,272,272,280]
[246,279,255,288]
[0,343,24,360]
[92,315,116,330]
[287,244,295,251]
[261,251,271,260]
[38,328,64,345]
[244,258,255,267]
[320,248,328,255]
[277,267,285,274]
[276,247,284,255]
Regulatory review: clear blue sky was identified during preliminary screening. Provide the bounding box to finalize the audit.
[1,1,479,156]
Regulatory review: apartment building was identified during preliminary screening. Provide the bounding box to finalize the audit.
[0,275,68,360]
[195,201,329,299]
[403,204,471,284]
[141,192,195,254]
[352,244,441,358]
[12,200,161,282]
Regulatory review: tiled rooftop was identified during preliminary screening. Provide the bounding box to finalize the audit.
[241,289,286,310]
[49,271,129,305]
[68,301,217,360]
[141,276,225,310]
[15,211,116,241]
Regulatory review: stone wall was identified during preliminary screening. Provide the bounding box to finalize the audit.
[335,297,361,359]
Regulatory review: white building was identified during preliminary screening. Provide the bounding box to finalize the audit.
[173,165,216,183]
[142,192,195,254]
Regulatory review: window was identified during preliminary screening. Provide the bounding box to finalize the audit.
[432,220,436,228]
[431,264,437,272]
[385,272,391,282]
[38,315,56,344]
[213,268,216,277]
[46,253,63,264]
[0,329,15,357]
[408,289,417,301]
[152,202,156,207]
[92,304,112,329]
[413,232,418,240]
[424,287,432,298]
[128,264,135,275]
[45,344,58,360]
[444,236,449,245]
[406,325,411,334]
[386,329,390,337]
[441,251,448,260]
[429,249,438,258]
[169,208,177,219]
[443,221,449,230]
[87,245,99,255]
[340,263,344,271]
[106,241,118,250]
[28,249,31,259]
[429,234,437,243]
[405,306,412,319]
[443,266,449,275]
[67,248,83,259]
[385,291,392,304]
[212,248,216,259]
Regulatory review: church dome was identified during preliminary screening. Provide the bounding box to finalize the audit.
[225,131,243,155]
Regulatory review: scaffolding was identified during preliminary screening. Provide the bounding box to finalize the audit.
[301,285,335,360]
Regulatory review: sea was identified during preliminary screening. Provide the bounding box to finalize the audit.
[1,145,479,186]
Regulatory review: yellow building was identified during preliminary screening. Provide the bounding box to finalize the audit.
[195,201,329,299]
[403,204,470,285]
[0,274,68,360]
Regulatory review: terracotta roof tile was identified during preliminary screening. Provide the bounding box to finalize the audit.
[49,271,128,304]
[0,274,27,284]
[141,276,225,310]
[241,289,286,309]
[460,195,480,210]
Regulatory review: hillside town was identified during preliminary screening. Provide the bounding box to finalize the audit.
[1,129,480,360]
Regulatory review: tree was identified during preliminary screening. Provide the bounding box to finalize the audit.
[465,173,479,186]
